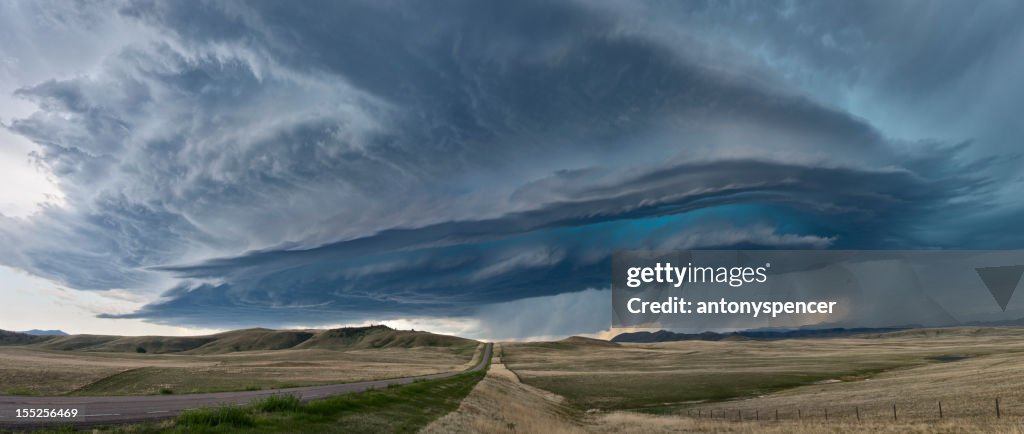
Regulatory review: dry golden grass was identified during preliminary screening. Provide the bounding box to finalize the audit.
[421,345,586,434]
[503,327,1024,412]
[0,346,212,395]
[686,340,1024,421]
[422,341,1024,433]
[0,344,481,396]
[489,327,1024,432]
[589,412,1024,433]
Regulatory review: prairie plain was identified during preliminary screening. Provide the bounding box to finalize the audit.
[501,328,1024,422]
[0,326,480,396]
[429,340,1024,433]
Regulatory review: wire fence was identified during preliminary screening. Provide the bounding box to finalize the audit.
[686,397,1019,423]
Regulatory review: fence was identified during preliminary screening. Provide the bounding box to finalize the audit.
[685,397,1014,423]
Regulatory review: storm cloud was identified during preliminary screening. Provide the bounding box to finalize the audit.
[2,0,1022,336]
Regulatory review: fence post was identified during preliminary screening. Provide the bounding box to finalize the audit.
[996,398,1001,418]
[737,409,741,422]
[939,401,943,419]
[893,403,897,421]
[856,406,860,421]
[824,408,828,421]
[756,409,759,421]
[798,409,801,420]
[775,409,778,421]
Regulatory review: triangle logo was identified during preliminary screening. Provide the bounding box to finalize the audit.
[976,265,1024,311]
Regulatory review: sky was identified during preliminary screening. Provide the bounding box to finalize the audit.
[1,0,1023,339]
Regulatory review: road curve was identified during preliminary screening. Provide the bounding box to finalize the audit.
[0,343,491,430]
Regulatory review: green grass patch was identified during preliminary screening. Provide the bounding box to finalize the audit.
[177,405,255,429]
[288,371,485,433]
[17,425,79,434]
[86,367,487,433]
[253,394,301,412]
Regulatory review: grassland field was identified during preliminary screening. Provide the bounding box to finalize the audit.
[418,329,1024,433]
[501,327,1024,421]
[0,326,480,396]
[9,326,1024,433]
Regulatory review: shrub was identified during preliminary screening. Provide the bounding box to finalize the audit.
[159,388,174,395]
[176,405,254,428]
[254,394,301,413]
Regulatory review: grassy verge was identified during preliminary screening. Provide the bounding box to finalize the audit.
[46,369,486,434]
[182,371,485,433]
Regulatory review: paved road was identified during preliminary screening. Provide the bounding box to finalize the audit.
[0,343,491,430]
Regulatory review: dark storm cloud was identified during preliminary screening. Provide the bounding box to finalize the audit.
[1,0,1020,334]
[622,0,1024,163]
[109,158,988,327]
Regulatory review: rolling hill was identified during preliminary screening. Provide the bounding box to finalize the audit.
[295,325,475,350]
[186,328,316,354]
[30,334,120,351]
[0,325,475,355]
[0,329,52,346]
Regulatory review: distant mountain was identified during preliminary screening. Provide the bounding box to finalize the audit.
[611,327,909,343]
[19,329,68,336]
